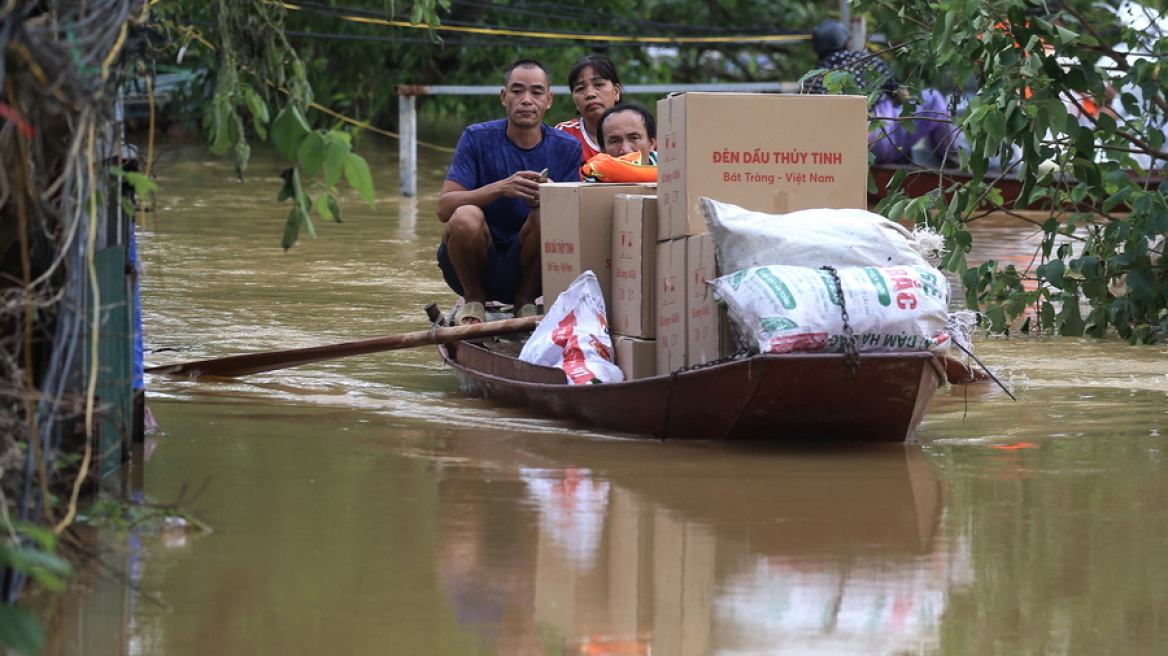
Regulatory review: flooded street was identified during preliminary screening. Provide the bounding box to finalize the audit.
[103,134,1168,655]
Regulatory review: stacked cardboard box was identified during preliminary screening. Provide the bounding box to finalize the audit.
[611,199,723,377]
[540,182,656,311]
[611,194,658,339]
[542,94,868,380]
[656,93,869,240]
[653,93,869,372]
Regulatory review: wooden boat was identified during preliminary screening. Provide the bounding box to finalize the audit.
[440,339,944,442]
[868,162,1163,211]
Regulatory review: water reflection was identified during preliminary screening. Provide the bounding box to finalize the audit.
[399,195,419,234]
[425,435,966,653]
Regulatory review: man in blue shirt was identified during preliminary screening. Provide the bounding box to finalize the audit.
[437,60,582,325]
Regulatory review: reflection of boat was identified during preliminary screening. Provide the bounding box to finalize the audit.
[516,439,944,557]
[440,340,943,442]
[869,162,1163,211]
[447,434,964,654]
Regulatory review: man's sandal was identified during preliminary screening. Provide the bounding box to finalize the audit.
[453,301,486,325]
[515,303,539,319]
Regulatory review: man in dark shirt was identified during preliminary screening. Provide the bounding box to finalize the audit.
[437,60,582,324]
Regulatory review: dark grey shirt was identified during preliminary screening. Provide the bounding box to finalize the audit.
[802,49,900,101]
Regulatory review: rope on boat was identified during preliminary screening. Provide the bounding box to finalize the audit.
[952,341,1016,400]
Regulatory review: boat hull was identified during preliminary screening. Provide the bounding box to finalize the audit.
[442,342,943,442]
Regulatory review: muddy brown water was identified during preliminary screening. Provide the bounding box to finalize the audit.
[62,135,1168,655]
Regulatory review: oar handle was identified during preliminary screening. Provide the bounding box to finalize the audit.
[147,314,542,378]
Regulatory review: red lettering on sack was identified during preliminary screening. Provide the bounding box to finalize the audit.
[767,332,828,354]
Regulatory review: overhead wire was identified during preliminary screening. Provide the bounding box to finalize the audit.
[274,0,809,44]
[445,0,785,35]
[295,0,790,37]
[188,19,721,49]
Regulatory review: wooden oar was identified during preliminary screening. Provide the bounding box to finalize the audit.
[146,314,542,379]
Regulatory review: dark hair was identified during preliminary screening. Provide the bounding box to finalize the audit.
[567,55,622,91]
[597,102,657,145]
[811,19,850,58]
[503,59,551,87]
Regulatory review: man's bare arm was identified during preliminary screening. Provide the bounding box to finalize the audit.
[437,171,544,223]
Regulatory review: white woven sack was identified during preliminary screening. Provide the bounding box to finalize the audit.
[519,270,624,384]
[699,197,929,273]
[709,264,952,355]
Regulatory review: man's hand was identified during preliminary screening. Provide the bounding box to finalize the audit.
[497,169,550,209]
[497,170,544,203]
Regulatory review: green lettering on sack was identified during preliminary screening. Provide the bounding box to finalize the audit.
[728,270,748,291]
[757,268,797,309]
[761,316,799,332]
[919,269,944,298]
[865,267,892,306]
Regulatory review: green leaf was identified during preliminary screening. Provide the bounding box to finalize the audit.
[342,153,376,208]
[1103,187,1130,212]
[276,168,294,202]
[271,103,312,161]
[291,167,308,210]
[1043,99,1067,138]
[111,166,159,197]
[206,98,235,156]
[1057,296,1086,336]
[315,193,334,221]
[322,135,351,188]
[1077,255,1100,280]
[299,205,317,239]
[242,86,269,140]
[1,546,73,589]
[984,108,1007,141]
[1039,300,1056,330]
[234,142,250,182]
[282,207,301,251]
[985,304,1008,333]
[1041,259,1066,289]
[1125,267,1157,301]
[296,132,326,178]
[327,195,342,223]
[0,604,46,656]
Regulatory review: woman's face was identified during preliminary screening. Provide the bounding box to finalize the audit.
[571,66,621,125]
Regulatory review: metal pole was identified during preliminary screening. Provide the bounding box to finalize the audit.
[399,93,417,197]
[850,15,867,51]
[839,0,850,39]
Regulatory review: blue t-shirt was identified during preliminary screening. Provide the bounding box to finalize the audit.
[446,119,582,244]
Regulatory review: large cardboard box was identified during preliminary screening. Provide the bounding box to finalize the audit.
[655,237,686,376]
[656,93,868,238]
[611,194,658,338]
[685,233,722,366]
[541,183,655,310]
[614,336,656,381]
[658,233,731,373]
